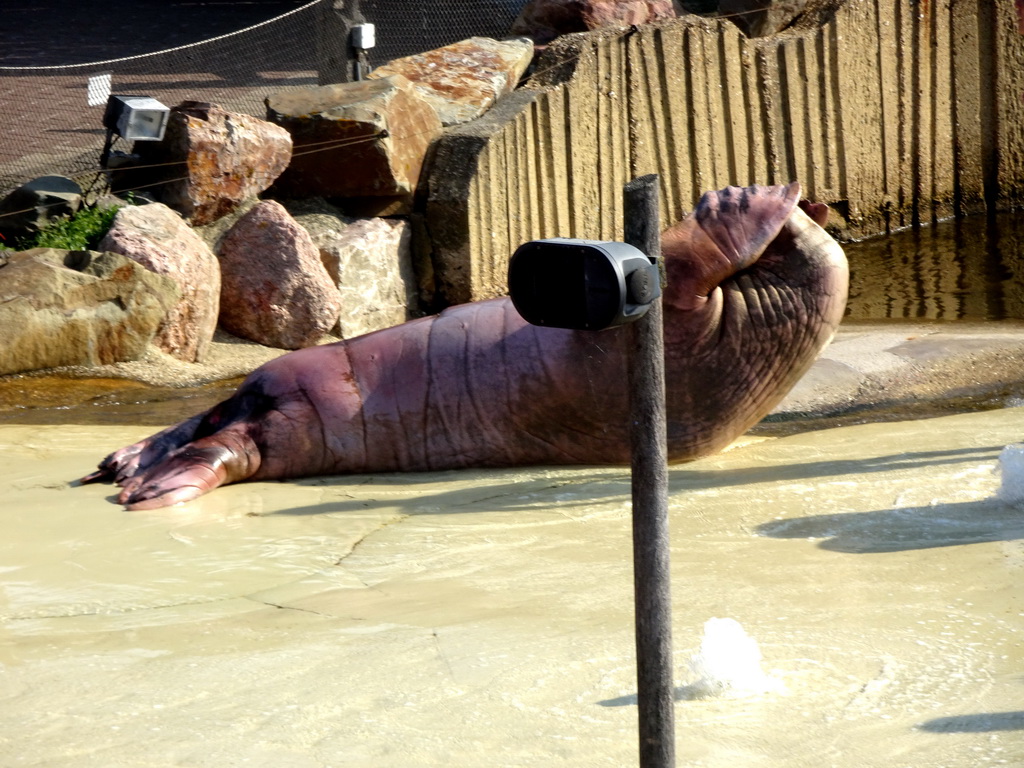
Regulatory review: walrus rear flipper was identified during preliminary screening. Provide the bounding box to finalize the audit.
[660,183,800,312]
[116,428,262,510]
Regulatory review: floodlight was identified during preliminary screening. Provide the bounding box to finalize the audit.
[102,95,170,142]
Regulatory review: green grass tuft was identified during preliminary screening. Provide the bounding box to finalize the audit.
[27,203,124,251]
[0,197,135,253]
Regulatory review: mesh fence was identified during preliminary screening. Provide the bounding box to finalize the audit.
[358,0,527,69]
[0,0,526,198]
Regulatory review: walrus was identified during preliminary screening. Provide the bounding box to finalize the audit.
[82,183,848,510]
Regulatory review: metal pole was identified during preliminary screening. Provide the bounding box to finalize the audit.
[623,174,675,768]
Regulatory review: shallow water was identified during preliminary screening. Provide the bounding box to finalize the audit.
[2,411,1023,766]
[845,211,1024,322]
[0,375,242,426]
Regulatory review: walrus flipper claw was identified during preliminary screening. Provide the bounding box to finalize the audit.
[80,442,145,485]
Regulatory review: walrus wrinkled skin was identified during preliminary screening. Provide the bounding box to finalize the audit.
[82,183,848,510]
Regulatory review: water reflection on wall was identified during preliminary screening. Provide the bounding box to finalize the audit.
[845,212,1024,321]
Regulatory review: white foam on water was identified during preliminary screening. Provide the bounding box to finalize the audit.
[997,443,1024,503]
[686,617,782,699]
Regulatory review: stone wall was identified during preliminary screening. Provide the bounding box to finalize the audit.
[424,0,1024,305]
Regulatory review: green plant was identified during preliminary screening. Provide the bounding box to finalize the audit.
[24,202,124,251]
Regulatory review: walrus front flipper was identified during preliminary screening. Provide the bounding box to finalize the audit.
[80,412,208,486]
[116,427,262,510]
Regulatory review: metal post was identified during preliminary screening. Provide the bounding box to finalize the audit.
[623,174,675,768]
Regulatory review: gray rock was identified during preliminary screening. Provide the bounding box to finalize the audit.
[0,176,83,242]
[511,0,678,45]
[266,76,443,200]
[126,102,292,226]
[191,197,261,254]
[294,209,417,339]
[0,248,179,375]
[718,0,809,37]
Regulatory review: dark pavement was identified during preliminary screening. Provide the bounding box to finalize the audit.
[2,1,302,67]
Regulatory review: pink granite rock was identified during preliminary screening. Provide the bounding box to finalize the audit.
[369,37,535,127]
[512,0,678,44]
[718,0,809,37]
[218,200,341,349]
[99,202,220,362]
[265,76,443,200]
[127,102,292,226]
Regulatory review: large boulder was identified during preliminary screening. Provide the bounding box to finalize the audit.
[98,203,221,362]
[0,176,82,242]
[291,202,416,339]
[368,37,535,127]
[218,200,341,349]
[718,0,809,37]
[511,0,678,44]
[265,76,443,201]
[124,102,292,226]
[0,248,178,375]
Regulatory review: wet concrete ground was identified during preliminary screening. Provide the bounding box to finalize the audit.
[769,320,1024,431]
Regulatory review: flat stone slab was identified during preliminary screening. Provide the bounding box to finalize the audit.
[2,409,1023,766]
[266,76,443,199]
[775,320,1024,421]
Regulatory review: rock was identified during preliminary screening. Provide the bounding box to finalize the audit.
[333,196,413,218]
[190,197,261,255]
[98,203,221,363]
[511,0,678,45]
[0,248,179,375]
[291,203,416,338]
[368,37,535,127]
[265,76,443,200]
[0,176,83,242]
[279,196,352,224]
[217,200,341,349]
[124,102,292,226]
[718,0,809,37]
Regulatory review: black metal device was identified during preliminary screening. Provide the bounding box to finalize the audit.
[507,238,660,331]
